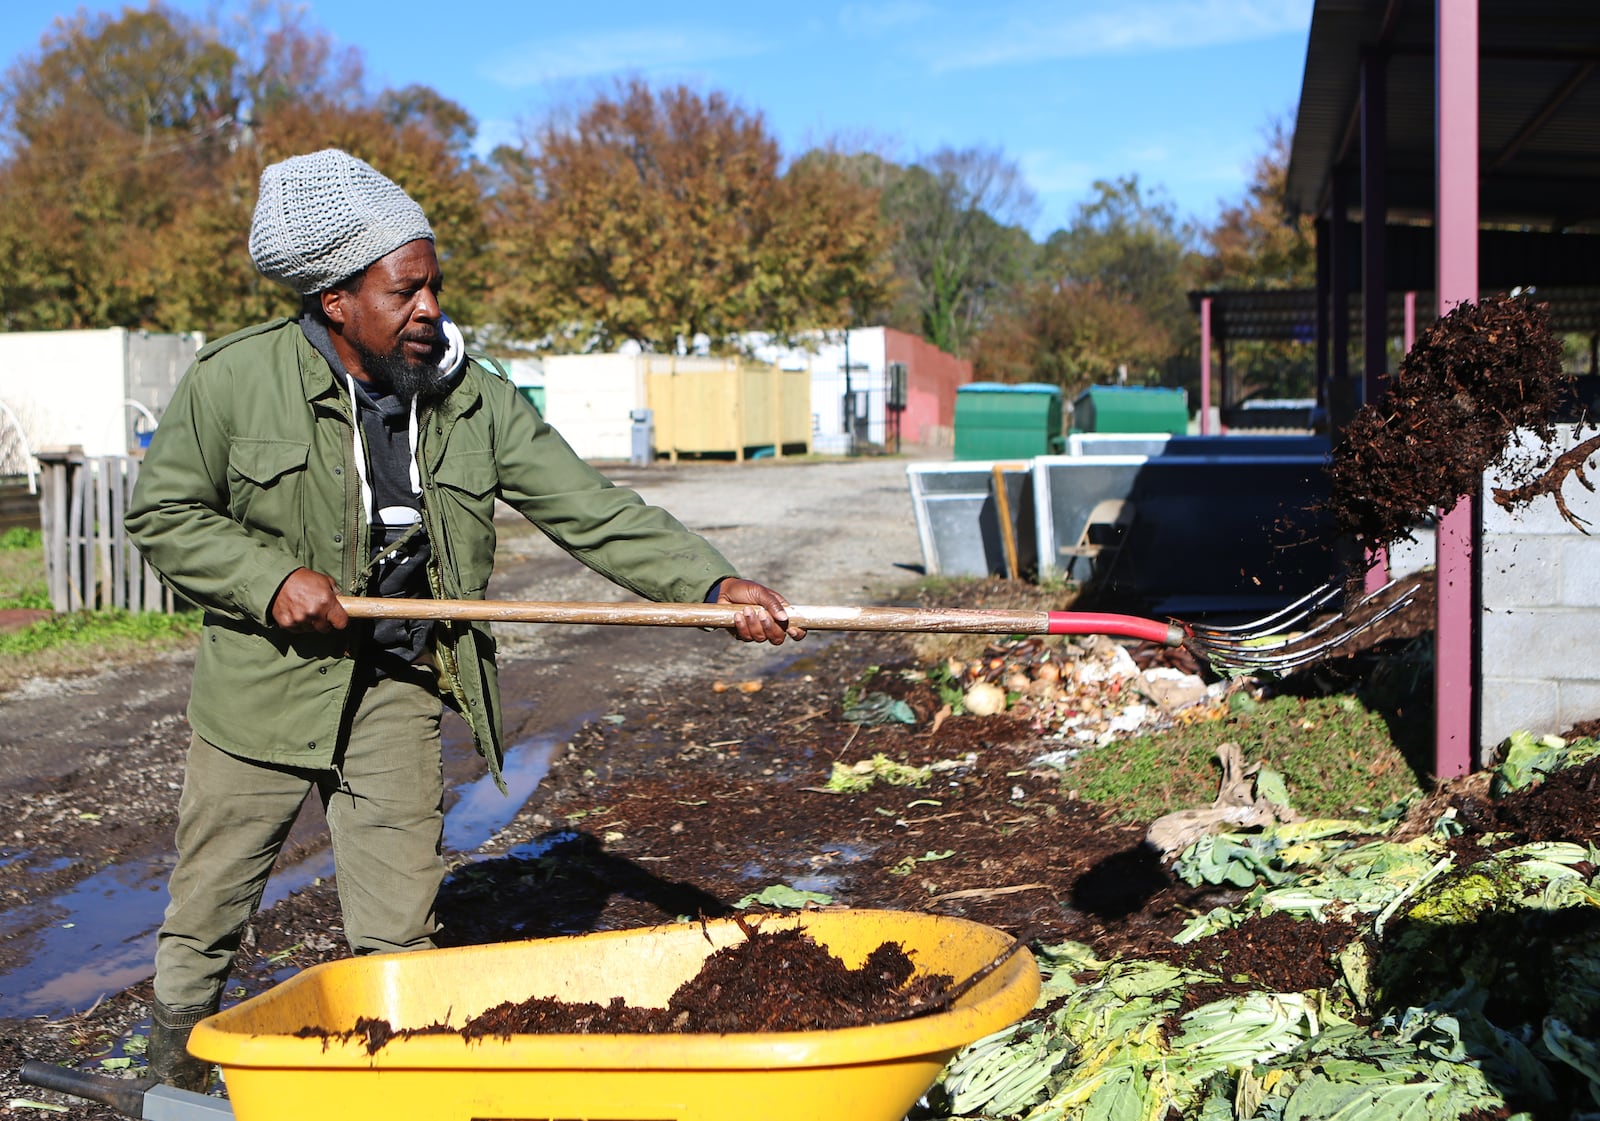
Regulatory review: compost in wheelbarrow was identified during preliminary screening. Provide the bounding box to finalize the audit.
[316,922,962,1044]
[187,909,1039,1121]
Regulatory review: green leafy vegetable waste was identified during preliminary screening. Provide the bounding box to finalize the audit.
[928,736,1600,1120]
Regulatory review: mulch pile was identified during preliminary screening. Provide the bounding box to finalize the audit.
[1326,293,1571,554]
[300,926,956,1052]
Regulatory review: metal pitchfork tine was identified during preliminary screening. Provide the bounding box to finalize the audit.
[1183,577,1423,675]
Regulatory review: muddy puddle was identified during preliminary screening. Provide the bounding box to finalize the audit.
[0,713,589,1019]
[0,630,821,1019]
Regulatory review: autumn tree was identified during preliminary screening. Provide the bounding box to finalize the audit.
[1195,115,1318,400]
[881,147,1037,357]
[0,4,240,329]
[974,280,1171,396]
[1198,115,1314,290]
[485,81,892,354]
[0,2,490,339]
[1044,175,1198,343]
[969,175,1197,394]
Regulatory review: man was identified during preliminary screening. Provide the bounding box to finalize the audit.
[125,148,803,1090]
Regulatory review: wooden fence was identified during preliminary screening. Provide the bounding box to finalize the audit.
[37,450,174,613]
[0,481,37,533]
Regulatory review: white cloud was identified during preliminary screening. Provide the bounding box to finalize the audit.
[931,0,1313,71]
[1124,143,1171,164]
[479,27,767,89]
[838,1,937,36]
[1021,126,1261,231]
[1018,148,1100,196]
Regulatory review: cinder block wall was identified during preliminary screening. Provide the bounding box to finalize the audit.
[1480,423,1600,760]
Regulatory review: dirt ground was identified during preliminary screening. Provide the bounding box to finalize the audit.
[0,452,1573,1119]
[0,452,992,1115]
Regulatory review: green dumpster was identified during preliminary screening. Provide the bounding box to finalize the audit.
[953,382,1064,460]
[1071,385,1188,435]
[516,384,546,414]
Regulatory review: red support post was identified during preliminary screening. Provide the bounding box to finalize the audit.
[1434,0,1478,779]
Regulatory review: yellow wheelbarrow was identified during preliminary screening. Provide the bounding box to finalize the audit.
[23,909,1038,1121]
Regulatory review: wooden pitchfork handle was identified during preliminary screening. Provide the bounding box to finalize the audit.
[337,597,1188,647]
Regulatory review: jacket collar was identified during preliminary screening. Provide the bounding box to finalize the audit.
[294,323,341,407]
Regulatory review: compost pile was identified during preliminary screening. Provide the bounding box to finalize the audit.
[932,735,1600,1121]
[303,927,954,1053]
[1326,293,1571,554]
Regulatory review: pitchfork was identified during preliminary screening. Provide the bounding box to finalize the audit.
[338,576,1420,677]
[1177,577,1422,674]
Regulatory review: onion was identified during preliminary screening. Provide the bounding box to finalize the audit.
[964,681,1008,716]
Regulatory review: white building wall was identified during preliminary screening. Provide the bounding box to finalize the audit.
[126,331,202,447]
[0,329,201,458]
[0,330,124,456]
[750,328,888,454]
[1480,423,1600,759]
[540,354,645,461]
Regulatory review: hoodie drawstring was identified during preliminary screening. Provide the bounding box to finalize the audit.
[342,315,464,523]
[345,370,419,525]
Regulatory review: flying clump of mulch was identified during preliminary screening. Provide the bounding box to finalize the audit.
[1326,294,1572,554]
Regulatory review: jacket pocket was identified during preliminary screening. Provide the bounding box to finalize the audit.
[432,449,498,594]
[433,449,496,498]
[227,437,310,533]
[229,438,310,485]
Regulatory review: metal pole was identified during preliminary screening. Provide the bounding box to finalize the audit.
[1315,217,1331,418]
[1361,48,1391,595]
[843,329,854,455]
[1200,297,1213,434]
[1366,289,1420,595]
[1329,173,1352,421]
[1435,0,1479,779]
[1361,47,1389,411]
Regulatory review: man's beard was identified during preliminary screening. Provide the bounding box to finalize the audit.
[356,339,452,404]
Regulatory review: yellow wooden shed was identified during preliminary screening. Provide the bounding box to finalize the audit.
[644,356,812,462]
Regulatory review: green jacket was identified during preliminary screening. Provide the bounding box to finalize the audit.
[126,319,736,783]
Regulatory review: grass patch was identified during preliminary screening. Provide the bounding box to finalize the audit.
[0,527,202,690]
[908,576,1431,824]
[0,609,202,694]
[0,608,201,657]
[1065,692,1428,822]
[0,527,49,610]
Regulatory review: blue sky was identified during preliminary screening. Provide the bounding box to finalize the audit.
[1,0,1313,238]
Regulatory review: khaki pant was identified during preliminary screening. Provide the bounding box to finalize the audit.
[154,671,445,1013]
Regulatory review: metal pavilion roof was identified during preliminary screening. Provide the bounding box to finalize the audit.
[1287,0,1600,230]
[1188,285,1600,342]
[1277,1,1600,779]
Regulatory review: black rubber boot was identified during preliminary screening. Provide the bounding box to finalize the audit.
[147,1000,216,1093]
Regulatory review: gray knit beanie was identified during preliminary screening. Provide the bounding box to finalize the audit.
[248,149,434,294]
